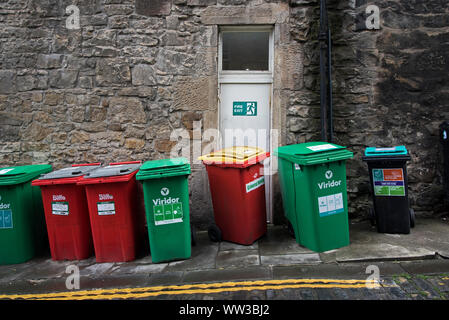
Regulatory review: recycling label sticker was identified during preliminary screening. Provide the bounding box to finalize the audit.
[0,210,13,229]
[52,202,69,216]
[97,201,116,215]
[153,202,183,226]
[372,168,405,196]
[318,193,344,217]
[246,176,265,193]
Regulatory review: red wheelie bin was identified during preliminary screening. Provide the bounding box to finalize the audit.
[32,163,100,261]
[199,146,269,245]
[77,161,147,262]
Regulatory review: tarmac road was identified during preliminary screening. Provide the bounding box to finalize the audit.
[0,267,448,300]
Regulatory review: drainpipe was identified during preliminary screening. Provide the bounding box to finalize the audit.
[319,0,334,143]
[327,27,334,143]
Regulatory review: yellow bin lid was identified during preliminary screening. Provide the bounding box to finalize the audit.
[198,146,269,168]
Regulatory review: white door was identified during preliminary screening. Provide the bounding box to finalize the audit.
[218,26,274,222]
[220,83,271,149]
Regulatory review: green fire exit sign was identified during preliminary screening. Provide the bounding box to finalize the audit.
[233,101,257,116]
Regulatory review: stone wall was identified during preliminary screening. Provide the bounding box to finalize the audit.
[288,0,449,219]
[0,0,448,229]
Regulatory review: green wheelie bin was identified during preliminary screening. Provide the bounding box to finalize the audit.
[0,164,52,264]
[275,142,353,252]
[136,158,191,263]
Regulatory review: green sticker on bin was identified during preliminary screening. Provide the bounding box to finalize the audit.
[153,202,183,226]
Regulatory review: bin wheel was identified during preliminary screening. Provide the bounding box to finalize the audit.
[287,221,295,239]
[208,224,222,242]
[410,208,415,228]
[191,225,197,246]
[369,208,376,227]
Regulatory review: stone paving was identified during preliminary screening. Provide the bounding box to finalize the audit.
[0,219,448,300]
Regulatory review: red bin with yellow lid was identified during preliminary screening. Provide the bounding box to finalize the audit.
[31,163,101,261]
[77,161,147,262]
[199,146,270,245]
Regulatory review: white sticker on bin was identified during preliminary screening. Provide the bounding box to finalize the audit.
[97,201,116,215]
[374,147,396,152]
[0,169,14,175]
[52,202,69,216]
[318,193,344,217]
[307,144,338,152]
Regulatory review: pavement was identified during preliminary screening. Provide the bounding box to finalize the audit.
[1,218,449,301]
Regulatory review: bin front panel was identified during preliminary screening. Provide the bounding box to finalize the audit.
[294,161,350,252]
[205,163,266,245]
[276,158,299,239]
[40,183,93,260]
[84,178,145,262]
[142,175,191,263]
[366,160,410,234]
[0,182,47,264]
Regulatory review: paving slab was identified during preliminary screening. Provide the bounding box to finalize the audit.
[400,260,449,275]
[78,274,152,291]
[109,262,168,275]
[258,226,315,255]
[20,259,81,281]
[219,241,259,251]
[0,278,68,295]
[272,262,405,279]
[80,262,115,278]
[336,243,435,262]
[216,250,260,269]
[260,253,321,266]
[334,220,442,262]
[147,271,184,286]
[0,261,45,283]
[165,232,219,272]
[182,266,271,284]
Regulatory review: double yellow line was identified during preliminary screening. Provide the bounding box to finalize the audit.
[0,278,386,300]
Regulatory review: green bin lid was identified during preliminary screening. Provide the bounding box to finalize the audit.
[274,142,353,165]
[0,164,52,186]
[364,146,408,157]
[136,158,191,180]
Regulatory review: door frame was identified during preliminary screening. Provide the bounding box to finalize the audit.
[217,25,275,223]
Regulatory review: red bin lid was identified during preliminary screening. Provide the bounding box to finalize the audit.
[77,161,142,185]
[199,146,270,168]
